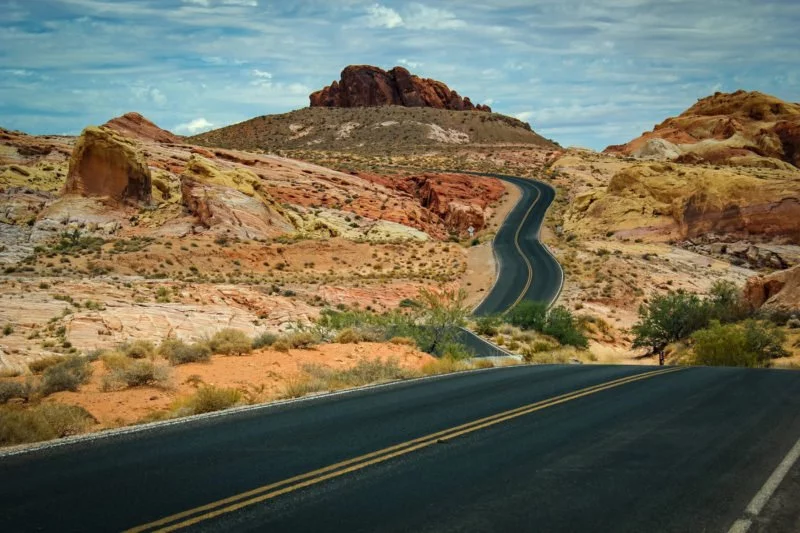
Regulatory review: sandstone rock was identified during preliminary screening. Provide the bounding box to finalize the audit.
[180,177,293,240]
[710,243,727,254]
[103,112,182,144]
[64,126,152,204]
[605,90,800,168]
[743,264,800,312]
[310,65,491,113]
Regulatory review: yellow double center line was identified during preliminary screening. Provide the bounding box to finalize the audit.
[127,367,683,532]
[509,182,539,309]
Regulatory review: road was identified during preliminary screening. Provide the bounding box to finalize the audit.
[472,173,563,316]
[3,365,800,532]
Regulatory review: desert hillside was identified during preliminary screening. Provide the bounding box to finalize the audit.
[606,90,800,169]
[190,65,555,154]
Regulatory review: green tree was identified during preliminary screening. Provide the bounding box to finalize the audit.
[415,288,470,356]
[708,280,750,323]
[632,290,711,359]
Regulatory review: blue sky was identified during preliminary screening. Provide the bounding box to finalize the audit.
[1,0,798,149]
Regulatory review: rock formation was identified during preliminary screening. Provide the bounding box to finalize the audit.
[63,126,152,204]
[606,90,800,168]
[103,112,182,144]
[310,65,491,112]
[743,264,800,313]
[564,162,800,243]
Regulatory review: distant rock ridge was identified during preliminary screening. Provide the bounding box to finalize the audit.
[103,112,182,144]
[310,65,491,112]
[605,90,800,168]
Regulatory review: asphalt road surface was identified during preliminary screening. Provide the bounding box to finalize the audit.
[472,173,563,316]
[3,364,800,532]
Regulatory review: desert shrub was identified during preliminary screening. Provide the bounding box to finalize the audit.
[389,336,416,346]
[40,356,92,396]
[0,404,94,445]
[281,377,328,398]
[286,331,319,349]
[159,338,212,365]
[120,339,156,359]
[421,356,470,376]
[506,301,548,330]
[252,332,278,349]
[691,320,788,368]
[101,359,170,391]
[0,381,32,404]
[208,329,252,356]
[179,386,242,415]
[475,314,502,336]
[632,290,711,353]
[271,338,291,352]
[334,328,362,344]
[542,306,588,348]
[524,347,583,365]
[474,359,495,369]
[28,355,63,374]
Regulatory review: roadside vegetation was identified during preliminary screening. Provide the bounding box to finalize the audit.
[631,280,791,367]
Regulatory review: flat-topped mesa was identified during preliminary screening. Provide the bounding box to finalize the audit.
[309,65,491,112]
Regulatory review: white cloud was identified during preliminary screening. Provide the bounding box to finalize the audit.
[182,0,258,6]
[404,4,466,30]
[174,118,214,134]
[252,69,272,79]
[364,4,403,29]
[397,58,421,69]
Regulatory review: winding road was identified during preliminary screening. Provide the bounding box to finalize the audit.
[2,173,800,532]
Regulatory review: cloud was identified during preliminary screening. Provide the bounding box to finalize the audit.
[174,118,214,134]
[404,4,465,30]
[182,0,258,6]
[364,4,403,28]
[397,58,421,69]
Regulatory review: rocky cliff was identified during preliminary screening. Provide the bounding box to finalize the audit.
[606,90,800,169]
[743,264,800,313]
[103,112,182,144]
[310,65,491,112]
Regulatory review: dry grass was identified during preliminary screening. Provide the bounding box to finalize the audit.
[0,403,95,446]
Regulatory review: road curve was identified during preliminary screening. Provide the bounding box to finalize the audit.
[471,173,563,316]
[3,365,800,532]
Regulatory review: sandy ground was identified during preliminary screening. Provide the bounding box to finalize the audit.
[461,180,521,308]
[44,342,435,428]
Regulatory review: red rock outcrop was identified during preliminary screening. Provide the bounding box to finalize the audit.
[605,91,800,168]
[743,264,800,312]
[310,65,491,112]
[357,172,505,234]
[103,112,182,144]
[64,126,152,204]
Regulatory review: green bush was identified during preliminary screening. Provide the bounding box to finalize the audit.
[120,339,155,359]
[40,356,92,396]
[208,329,253,356]
[180,386,242,415]
[286,331,319,349]
[159,338,212,365]
[692,320,788,367]
[102,359,170,390]
[506,301,548,331]
[0,403,95,445]
[28,356,63,374]
[708,280,751,323]
[271,338,291,353]
[542,306,588,348]
[334,328,363,344]
[0,381,32,404]
[252,332,278,349]
[474,315,502,336]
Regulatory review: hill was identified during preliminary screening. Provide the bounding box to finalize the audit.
[189,106,555,154]
[605,90,800,169]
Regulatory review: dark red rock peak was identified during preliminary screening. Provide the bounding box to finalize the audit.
[309,65,491,113]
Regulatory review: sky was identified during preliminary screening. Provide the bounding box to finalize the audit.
[1,0,798,150]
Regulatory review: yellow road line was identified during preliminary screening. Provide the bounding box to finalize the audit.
[127,367,683,532]
[508,181,538,309]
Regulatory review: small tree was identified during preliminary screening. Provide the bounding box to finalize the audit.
[692,320,787,367]
[543,306,588,348]
[708,280,750,323]
[632,290,711,362]
[415,288,470,356]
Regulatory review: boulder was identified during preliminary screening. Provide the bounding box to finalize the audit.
[63,126,152,204]
[743,264,800,312]
[103,112,182,144]
[309,65,491,113]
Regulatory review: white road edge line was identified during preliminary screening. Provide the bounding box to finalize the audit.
[727,435,800,533]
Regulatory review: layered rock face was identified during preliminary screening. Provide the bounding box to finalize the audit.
[606,90,800,168]
[63,126,152,204]
[564,162,800,243]
[743,264,800,313]
[103,112,182,144]
[310,65,491,112]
